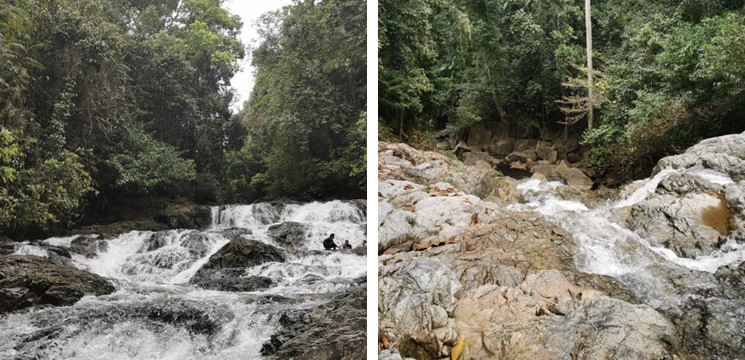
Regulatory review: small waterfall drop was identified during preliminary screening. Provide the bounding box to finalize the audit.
[511,168,745,305]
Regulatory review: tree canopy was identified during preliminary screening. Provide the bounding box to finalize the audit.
[1,0,365,234]
[379,0,745,177]
[224,0,366,201]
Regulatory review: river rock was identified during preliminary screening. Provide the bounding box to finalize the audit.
[536,141,558,163]
[462,151,500,167]
[267,221,309,249]
[154,204,212,230]
[487,138,515,157]
[189,238,285,285]
[195,272,275,292]
[180,231,212,257]
[379,259,461,359]
[12,295,234,357]
[628,192,728,258]
[0,255,115,313]
[69,235,108,258]
[453,271,675,360]
[654,131,745,177]
[262,279,367,359]
[379,142,501,197]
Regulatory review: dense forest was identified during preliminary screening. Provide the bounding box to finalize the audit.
[0,0,365,234]
[379,0,745,177]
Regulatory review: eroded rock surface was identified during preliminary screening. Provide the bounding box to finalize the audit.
[189,238,285,290]
[0,256,115,313]
[378,137,745,360]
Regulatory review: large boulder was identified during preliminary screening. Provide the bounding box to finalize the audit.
[654,131,745,177]
[628,192,728,258]
[267,221,309,249]
[154,204,212,230]
[453,271,676,360]
[531,162,593,190]
[462,151,500,167]
[189,238,285,286]
[0,255,115,313]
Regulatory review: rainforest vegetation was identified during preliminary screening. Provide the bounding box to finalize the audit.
[0,0,365,234]
[379,0,745,176]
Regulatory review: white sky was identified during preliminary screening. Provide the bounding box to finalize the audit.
[225,0,294,111]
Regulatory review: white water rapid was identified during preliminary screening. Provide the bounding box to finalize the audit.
[0,200,366,359]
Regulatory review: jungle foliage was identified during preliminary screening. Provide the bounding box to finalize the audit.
[1,0,365,233]
[379,0,745,176]
[223,0,366,202]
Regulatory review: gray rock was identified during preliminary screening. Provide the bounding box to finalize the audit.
[189,238,285,285]
[70,235,108,258]
[654,131,745,177]
[487,138,514,157]
[0,255,115,313]
[262,281,367,360]
[379,259,461,359]
[267,221,309,249]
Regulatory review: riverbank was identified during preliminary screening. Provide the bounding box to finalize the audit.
[378,132,745,359]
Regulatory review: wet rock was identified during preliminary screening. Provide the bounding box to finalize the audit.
[0,255,115,313]
[267,221,309,249]
[195,272,274,292]
[69,235,108,258]
[154,204,212,230]
[189,238,285,284]
[218,227,252,241]
[262,280,366,360]
[252,202,283,224]
[628,192,728,258]
[0,235,14,255]
[142,232,170,252]
[532,163,593,190]
[180,231,212,257]
[15,296,234,351]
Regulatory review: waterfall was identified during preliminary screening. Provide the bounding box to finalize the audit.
[1,200,366,359]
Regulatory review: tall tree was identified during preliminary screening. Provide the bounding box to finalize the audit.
[585,0,594,130]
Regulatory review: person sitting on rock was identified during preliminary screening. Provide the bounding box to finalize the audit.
[341,240,352,250]
[322,234,338,250]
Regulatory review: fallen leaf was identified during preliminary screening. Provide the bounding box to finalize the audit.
[451,339,465,360]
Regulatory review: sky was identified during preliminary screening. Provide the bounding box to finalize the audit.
[225,0,294,111]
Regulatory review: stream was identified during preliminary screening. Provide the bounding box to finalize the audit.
[0,200,366,359]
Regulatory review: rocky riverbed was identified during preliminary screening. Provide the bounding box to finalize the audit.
[0,200,367,359]
[378,132,745,360]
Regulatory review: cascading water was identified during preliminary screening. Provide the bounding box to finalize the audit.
[0,200,366,359]
[511,167,745,307]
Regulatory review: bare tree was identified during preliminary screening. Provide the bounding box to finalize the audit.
[585,0,594,130]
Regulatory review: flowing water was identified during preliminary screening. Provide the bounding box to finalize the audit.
[0,200,366,360]
[512,168,745,307]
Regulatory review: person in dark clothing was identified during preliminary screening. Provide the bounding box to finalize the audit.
[322,234,338,250]
[341,240,352,250]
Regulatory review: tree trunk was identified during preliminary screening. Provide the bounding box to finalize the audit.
[481,56,507,122]
[397,109,404,140]
[585,0,594,130]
